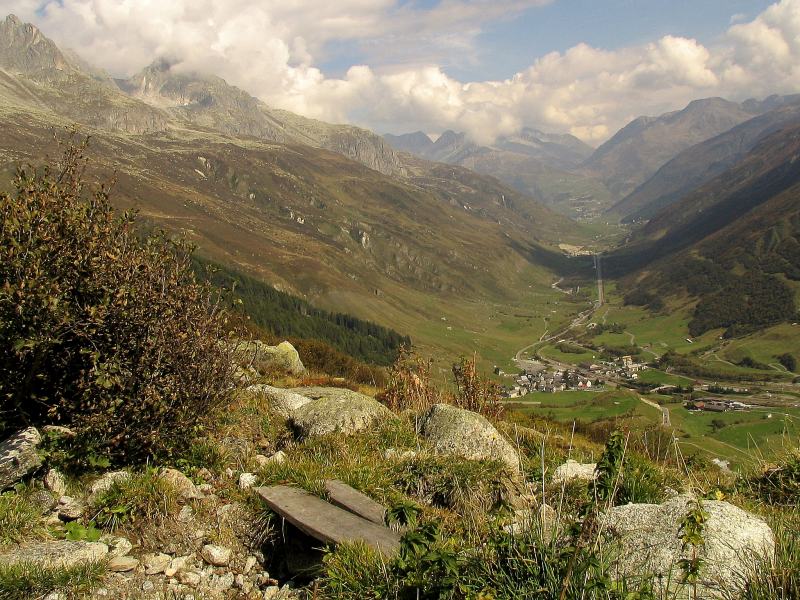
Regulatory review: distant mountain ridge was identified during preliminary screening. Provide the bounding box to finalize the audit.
[383,127,609,217]
[610,97,800,222]
[581,97,770,201]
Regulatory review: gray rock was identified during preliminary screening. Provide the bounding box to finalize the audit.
[0,540,108,569]
[245,340,306,375]
[160,467,200,500]
[99,535,132,558]
[88,470,131,502]
[211,571,235,591]
[552,459,597,483]
[290,388,394,437]
[165,555,193,577]
[43,468,67,496]
[0,427,42,489]
[248,385,312,418]
[599,494,775,598]
[108,555,139,572]
[201,544,231,566]
[57,495,85,521]
[177,570,201,587]
[28,489,57,514]
[142,552,171,575]
[418,404,520,473]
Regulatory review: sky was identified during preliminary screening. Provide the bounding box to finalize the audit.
[6,0,800,145]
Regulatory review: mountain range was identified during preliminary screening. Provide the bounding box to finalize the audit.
[0,14,593,359]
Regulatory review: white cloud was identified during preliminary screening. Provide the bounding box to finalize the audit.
[5,0,800,145]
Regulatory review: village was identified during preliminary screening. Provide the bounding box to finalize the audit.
[499,354,649,398]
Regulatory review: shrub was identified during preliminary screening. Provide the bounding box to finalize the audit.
[745,452,800,506]
[776,353,797,372]
[451,355,504,419]
[0,140,236,464]
[380,348,442,413]
[91,468,178,531]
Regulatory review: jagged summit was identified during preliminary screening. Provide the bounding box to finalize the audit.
[0,14,71,75]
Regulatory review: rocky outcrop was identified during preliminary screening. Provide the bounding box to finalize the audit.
[248,385,312,418]
[417,404,520,473]
[599,494,775,598]
[552,459,597,483]
[290,388,394,437]
[0,540,108,569]
[0,427,42,490]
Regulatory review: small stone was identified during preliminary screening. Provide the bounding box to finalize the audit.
[224,467,235,478]
[57,495,85,521]
[100,535,133,557]
[0,427,42,490]
[178,505,194,523]
[29,489,57,514]
[165,555,193,577]
[238,472,257,489]
[108,556,139,572]
[211,572,235,591]
[234,573,246,588]
[44,469,67,496]
[267,451,286,465]
[198,483,214,494]
[160,468,200,500]
[95,588,109,597]
[201,544,231,567]
[142,552,171,575]
[244,556,257,574]
[254,454,269,468]
[552,459,597,483]
[177,570,201,587]
[141,581,155,592]
[196,467,213,481]
[41,425,76,438]
[263,586,280,599]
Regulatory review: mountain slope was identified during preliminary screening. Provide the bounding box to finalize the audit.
[582,98,762,201]
[120,59,405,177]
[612,99,800,221]
[0,14,593,364]
[607,125,800,336]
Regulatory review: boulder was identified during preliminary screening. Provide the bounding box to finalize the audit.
[417,404,520,473]
[552,459,597,483]
[290,389,394,437]
[599,494,775,598]
[0,540,108,570]
[247,340,306,375]
[0,427,42,489]
[248,385,312,418]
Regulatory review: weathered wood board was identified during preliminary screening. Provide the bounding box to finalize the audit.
[256,485,401,556]
[324,479,386,525]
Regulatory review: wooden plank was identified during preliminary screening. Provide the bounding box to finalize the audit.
[256,486,401,556]
[324,480,386,525]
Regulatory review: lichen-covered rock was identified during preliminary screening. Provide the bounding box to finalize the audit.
[0,540,108,569]
[552,459,597,483]
[160,467,200,500]
[44,468,67,496]
[289,389,394,437]
[245,340,306,375]
[599,494,775,598]
[0,427,42,489]
[57,495,85,521]
[248,385,312,418]
[88,470,131,502]
[418,404,520,473]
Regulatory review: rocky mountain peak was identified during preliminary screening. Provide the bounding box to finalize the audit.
[0,14,70,74]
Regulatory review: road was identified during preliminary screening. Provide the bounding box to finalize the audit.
[594,253,604,307]
[638,395,671,426]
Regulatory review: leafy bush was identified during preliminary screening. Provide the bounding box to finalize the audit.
[776,353,797,372]
[0,141,236,463]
